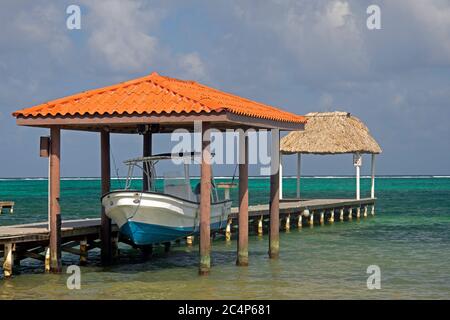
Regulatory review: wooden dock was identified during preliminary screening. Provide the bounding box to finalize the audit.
[0,201,14,214]
[1,198,375,278]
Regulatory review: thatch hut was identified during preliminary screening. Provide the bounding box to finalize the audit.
[280,111,382,200]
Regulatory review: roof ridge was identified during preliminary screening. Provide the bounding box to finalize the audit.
[146,73,213,111]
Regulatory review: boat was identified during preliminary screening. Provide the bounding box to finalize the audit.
[101,153,231,245]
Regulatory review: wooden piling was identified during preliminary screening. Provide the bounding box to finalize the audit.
[348,207,353,220]
[79,238,87,265]
[2,243,14,278]
[320,211,325,225]
[186,236,194,246]
[309,212,314,227]
[371,204,375,216]
[225,219,232,241]
[141,245,153,258]
[297,213,302,228]
[363,205,368,218]
[100,130,112,265]
[49,127,62,273]
[143,132,152,191]
[329,209,335,223]
[237,131,249,266]
[257,216,263,235]
[285,214,291,231]
[340,208,344,221]
[269,129,280,259]
[112,235,119,259]
[199,122,212,275]
[44,247,51,273]
[356,206,361,219]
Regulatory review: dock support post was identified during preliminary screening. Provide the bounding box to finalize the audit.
[285,214,291,231]
[297,213,302,228]
[329,209,335,223]
[279,161,283,200]
[309,212,314,227]
[143,132,152,191]
[80,238,88,265]
[2,243,14,278]
[320,211,325,225]
[348,208,353,220]
[339,208,344,221]
[296,153,301,199]
[225,219,232,241]
[258,216,263,236]
[100,130,112,265]
[49,126,62,273]
[363,205,368,218]
[237,130,249,266]
[199,122,212,275]
[186,236,194,246]
[356,207,361,219]
[371,204,375,216]
[112,235,119,259]
[269,129,280,259]
[44,247,51,273]
[141,245,153,258]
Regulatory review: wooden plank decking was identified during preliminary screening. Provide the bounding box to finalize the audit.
[0,201,14,214]
[230,198,375,217]
[0,219,119,244]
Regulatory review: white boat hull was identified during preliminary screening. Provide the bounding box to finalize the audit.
[102,191,231,245]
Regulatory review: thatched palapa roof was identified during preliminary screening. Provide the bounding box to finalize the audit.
[280,111,382,155]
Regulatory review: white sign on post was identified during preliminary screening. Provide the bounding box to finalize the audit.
[353,153,362,167]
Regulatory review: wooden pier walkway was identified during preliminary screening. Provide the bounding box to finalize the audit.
[0,201,14,214]
[1,198,375,278]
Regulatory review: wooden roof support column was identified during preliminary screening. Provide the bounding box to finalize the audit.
[199,122,212,275]
[49,126,62,272]
[371,154,376,199]
[296,153,301,199]
[100,130,112,264]
[143,132,152,191]
[269,129,280,259]
[354,153,362,200]
[237,130,249,267]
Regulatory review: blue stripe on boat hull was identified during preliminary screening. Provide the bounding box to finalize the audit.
[120,220,225,245]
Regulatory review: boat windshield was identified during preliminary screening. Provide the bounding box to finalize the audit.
[122,153,220,202]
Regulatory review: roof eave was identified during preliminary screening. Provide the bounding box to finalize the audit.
[15,111,305,132]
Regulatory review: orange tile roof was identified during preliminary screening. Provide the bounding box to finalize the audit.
[12,72,306,124]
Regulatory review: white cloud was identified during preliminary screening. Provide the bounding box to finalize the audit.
[177,52,207,80]
[406,0,450,64]
[232,0,369,82]
[82,0,208,78]
[1,2,71,57]
[82,0,159,72]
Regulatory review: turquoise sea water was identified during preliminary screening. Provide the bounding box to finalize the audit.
[1,176,450,299]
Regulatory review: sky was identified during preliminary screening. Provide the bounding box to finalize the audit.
[0,0,449,178]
